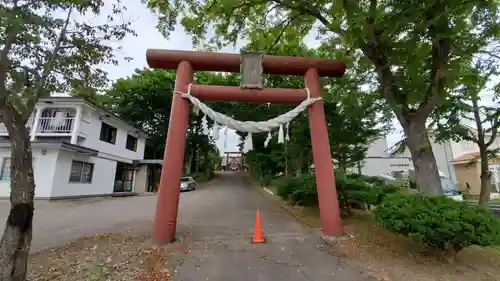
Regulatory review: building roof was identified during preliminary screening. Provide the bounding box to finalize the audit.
[38,97,149,138]
[452,152,480,164]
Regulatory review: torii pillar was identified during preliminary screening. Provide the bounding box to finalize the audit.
[147,49,346,243]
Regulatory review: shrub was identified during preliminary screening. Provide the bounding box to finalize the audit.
[260,174,273,187]
[374,192,500,258]
[288,175,317,206]
[273,173,401,216]
[346,173,385,186]
[276,174,318,206]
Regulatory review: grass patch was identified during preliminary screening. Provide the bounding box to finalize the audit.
[262,181,500,281]
[339,212,500,281]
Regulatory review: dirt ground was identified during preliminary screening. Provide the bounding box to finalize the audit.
[26,173,374,281]
[270,193,500,281]
[23,174,500,281]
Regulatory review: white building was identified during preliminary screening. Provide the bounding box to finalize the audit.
[349,136,414,176]
[389,132,488,183]
[0,97,148,199]
[390,131,500,194]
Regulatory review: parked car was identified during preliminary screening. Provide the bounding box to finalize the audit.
[180,176,196,191]
[439,173,463,201]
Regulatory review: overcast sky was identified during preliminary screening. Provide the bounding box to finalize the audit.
[94,2,494,155]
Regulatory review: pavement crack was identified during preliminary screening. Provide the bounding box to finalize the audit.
[298,270,314,281]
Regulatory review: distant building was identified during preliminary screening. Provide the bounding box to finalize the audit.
[348,136,413,176]
[390,130,500,195]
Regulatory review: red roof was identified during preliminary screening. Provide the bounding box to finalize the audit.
[452,152,480,163]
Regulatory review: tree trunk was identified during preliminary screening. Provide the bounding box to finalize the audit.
[194,149,199,173]
[403,118,444,196]
[338,158,347,174]
[295,157,302,177]
[203,150,209,177]
[0,113,35,281]
[472,97,492,205]
[478,146,491,205]
[185,152,193,175]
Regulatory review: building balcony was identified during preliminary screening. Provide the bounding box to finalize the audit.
[0,106,89,143]
[0,117,77,136]
[36,117,75,136]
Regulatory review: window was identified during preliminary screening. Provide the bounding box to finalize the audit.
[489,165,500,192]
[0,158,10,181]
[126,134,138,151]
[69,161,94,183]
[99,122,117,144]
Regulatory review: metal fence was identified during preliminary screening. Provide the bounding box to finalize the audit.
[467,201,500,217]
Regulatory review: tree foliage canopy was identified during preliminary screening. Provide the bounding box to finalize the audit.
[145,0,500,195]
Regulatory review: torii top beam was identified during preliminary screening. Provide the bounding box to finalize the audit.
[146,49,346,78]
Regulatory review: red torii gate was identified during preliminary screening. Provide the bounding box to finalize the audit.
[222,151,243,171]
[146,49,346,243]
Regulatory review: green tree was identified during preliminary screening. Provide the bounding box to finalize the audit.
[103,70,234,175]
[0,1,134,278]
[432,61,500,204]
[211,43,386,178]
[324,74,388,172]
[146,0,500,195]
[104,69,175,159]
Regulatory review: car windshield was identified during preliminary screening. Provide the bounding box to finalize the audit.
[181,177,190,182]
[441,177,457,192]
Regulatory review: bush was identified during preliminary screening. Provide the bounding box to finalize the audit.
[346,173,385,186]
[273,173,401,217]
[276,174,318,206]
[260,174,273,187]
[374,192,500,257]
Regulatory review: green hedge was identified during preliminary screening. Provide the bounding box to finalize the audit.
[374,192,500,257]
[273,173,500,256]
[274,173,400,216]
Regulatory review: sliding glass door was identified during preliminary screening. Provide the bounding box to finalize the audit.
[114,162,135,192]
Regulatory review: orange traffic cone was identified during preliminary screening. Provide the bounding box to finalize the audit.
[252,210,265,243]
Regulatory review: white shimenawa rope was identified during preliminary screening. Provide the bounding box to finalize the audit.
[174,84,322,133]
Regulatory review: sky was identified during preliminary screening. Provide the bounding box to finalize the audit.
[93,2,494,155]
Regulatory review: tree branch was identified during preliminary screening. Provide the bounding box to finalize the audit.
[22,7,73,119]
[342,0,408,121]
[417,4,452,116]
[0,0,21,100]
[267,13,301,53]
[486,112,500,147]
[272,0,344,36]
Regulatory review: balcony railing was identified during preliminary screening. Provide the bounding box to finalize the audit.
[36,117,74,135]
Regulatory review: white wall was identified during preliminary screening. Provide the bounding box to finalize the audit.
[354,157,414,176]
[78,108,146,162]
[0,148,58,198]
[133,165,148,193]
[51,150,116,198]
[365,136,390,157]
[392,134,457,181]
